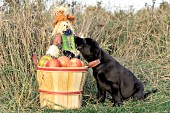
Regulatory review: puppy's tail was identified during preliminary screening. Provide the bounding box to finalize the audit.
[144,89,158,99]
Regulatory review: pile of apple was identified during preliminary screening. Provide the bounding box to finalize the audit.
[38,55,84,67]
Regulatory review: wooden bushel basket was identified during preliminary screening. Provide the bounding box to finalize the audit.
[36,66,87,110]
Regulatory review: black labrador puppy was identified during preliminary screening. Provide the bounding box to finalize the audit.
[75,36,148,106]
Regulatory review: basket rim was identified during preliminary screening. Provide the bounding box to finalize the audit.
[37,66,88,72]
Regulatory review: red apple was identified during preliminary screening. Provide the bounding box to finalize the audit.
[81,61,85,67]
[38,55,52,67]
[45,58,61,67]
[67,58,83,67]
[58,56,70,67]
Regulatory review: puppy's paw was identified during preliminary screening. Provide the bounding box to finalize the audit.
[113,102,123,107]
[96,96,105,103]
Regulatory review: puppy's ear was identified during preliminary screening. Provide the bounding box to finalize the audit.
[86,38,99,47]
[88,38,101,58]
[90,46,101,59]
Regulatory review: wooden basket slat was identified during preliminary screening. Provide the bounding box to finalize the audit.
[74,72,83,107]
[60,72,68,108]
[52,71,59,108]
[67,72,82,108]
[67,72,74,108]
[53,72,60,109]
[80,73,86,90]
[37,71,55,108]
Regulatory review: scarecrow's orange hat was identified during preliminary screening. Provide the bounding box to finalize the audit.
[53,10,75,27]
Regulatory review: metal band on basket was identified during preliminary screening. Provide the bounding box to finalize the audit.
[39,89,83,95]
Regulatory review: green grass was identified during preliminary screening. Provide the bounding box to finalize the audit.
[0,1,170,113]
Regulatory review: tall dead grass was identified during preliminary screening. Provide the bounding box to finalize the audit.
[0,1,170,112]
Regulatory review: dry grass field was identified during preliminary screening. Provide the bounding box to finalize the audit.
[0,1,170,112]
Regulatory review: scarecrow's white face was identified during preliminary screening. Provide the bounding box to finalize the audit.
[52,20,74,36]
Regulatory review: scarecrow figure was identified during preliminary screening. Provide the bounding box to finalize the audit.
[46,6,79,58]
